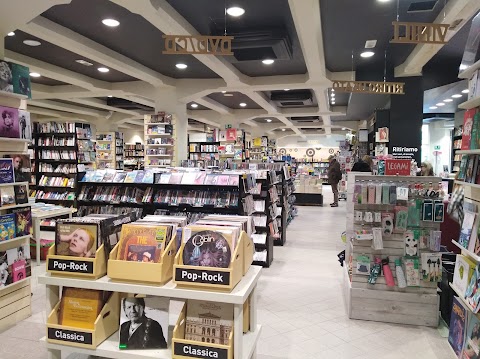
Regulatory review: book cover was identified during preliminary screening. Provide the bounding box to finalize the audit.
[420,252,442,282]
[134,171,145,183]
[10,63,31,99]
[102,170,116,183]
[228,175,239,186]
[472,113,480,150]
[0,106,19,139]
[217,175,230,186]
[1,186,15,206]
[462,109,477,150]
[185,300,233,345]
[454,255,477,297]
[14,184,28,204]
[124,171,138,183]
[463,311,480,359]
[119,296,168,349]
[0,158,14,184]
[449,296,467,357]
[159,173,171,184]
[459,155,469,180]
[112,172,127,183]
[466,265,480,312]
[0,61,13,93]
[169,173,183,184]
[59,288,103,330]
[92,170,106,182]
[9,207,32,237]
[193,172,206,185]
[82,171,95,182]
[0,213,15,241]
[6,245,30,282]
[469,70,479,101]
[55,222,98,258]
[2,154,30,183]
[142,170,154,184]
[466,156,478,183]
[17,110,31,140]
[459,211,477,249]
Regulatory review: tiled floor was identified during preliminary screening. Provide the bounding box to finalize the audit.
[0,187,453,358]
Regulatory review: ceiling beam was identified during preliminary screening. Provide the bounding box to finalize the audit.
[66,98,143,116]
[29,99,108,117]
[21,16,175,87]
[194,98,233,115]
[395,0,480,77]
[186,110,223,128]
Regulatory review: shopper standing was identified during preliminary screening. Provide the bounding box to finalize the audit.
[327,155,342,207]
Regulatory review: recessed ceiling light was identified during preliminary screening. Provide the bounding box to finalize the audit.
[360,51,375,58]
[23,39,41,46]
[378,0,391,2]
[452,94,462,98]
[176,63,187,69]
[331,89,335,92]
[266,119,272,122]
[262,59,274,65]
[29,72,41,78]
[224,93,233,97]
[239,103,247,107]
[462,89,469,94]
[331,93,335,97]
[7,32,15,37]
[226,7,245,17]
[284,89,290,91]
[436,102,445,106]
[76,59,93,66]
[342,127,346,130]
[191,103,198,108]
[221,91,226,93]
[107,95,113,98]
[98,67,109,73]
[444,99,453,102]
[102,19,120,27]
[429,106,437,109]
[281,128,286,131]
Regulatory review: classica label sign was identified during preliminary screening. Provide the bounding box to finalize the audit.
[392,146,419,160]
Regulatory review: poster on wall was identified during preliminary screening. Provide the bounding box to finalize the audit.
[376,127,389,142]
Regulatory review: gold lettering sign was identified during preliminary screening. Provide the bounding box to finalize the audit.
[391,21,449,44]
[332,81,405,95]
[162,35,234,55]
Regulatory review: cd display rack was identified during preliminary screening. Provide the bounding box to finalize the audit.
[188,140,220,162]
[32,122,94,206]
[124,142,144,169]
[96,132,124,170]
[144,112,175,168]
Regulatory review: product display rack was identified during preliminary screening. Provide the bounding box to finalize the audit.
[144,113,175,168]
[283,171,296,228]
[451,126,462,173]
[96,132,124,170]
[188,141,220,162]
[33,122,94,206]
[124,142,144,169]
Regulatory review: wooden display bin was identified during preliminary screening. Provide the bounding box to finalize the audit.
[173,232,248,292]
[242,232,254,275]
[172,303,233,359]
[243,295,250,333]
[46,244,107,280]
[107,238,176,285]
[46,292,120,349]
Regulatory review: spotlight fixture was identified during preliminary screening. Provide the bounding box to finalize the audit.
[266,119,272,122]
[436,102,445,106]
[331,101,336,104]
[452,94,462,98]
[98,67,109,73]
[29,72,41,78]
[7,32,15,37]
[262,59,274,65]
[226,7,245,17]
[76,59,93,66]
[102,19,120,27]
[239,103,247,107]
[342,127,346,130]
[191,103,198,108]
[443,99,453,102]
[360,51,375,58]
[284,89,290,91]
[23,40,41,46]
[107,95,113,98]
[281,128,286,131]
[462,89,469,94]
[176,63,187,69]
[429,106,437,109]
[331,89,335,92]
[331,93,335,97]
[221,91,226,93]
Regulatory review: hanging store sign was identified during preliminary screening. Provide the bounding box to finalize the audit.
[332,80,405,95]
[390,21,449,44]
[163,35,234,55]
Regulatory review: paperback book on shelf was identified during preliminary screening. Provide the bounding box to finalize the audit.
[449,296,467,356]
[9,206,32,237]
[0,213,16,241]
[0,158,14,184]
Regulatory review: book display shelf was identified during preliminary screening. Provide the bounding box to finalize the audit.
[218,129,249,162]
[451,126,462,173]
[96,132,124,170]
[188,141,220,162]
[144,113,175,168]
[282,168,297,228]
[32,122,95,206]
[124,142,144,169]
[344,174,443,327]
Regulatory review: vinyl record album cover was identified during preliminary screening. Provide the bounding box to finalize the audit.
[117,224,172,262]
[17,110,31,140]
[119,296,168,349]
[1,186,15,206]
[10,207,32,237]
[0,106,19,139]
[59,288,103,330]
[182,228,233,268]
[6,245,30,282]
[449,296,467,356]
[55,223,98,258]
[10,63,31,99]
[2,154,30,183]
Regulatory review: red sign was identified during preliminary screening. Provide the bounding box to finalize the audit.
[385,159,411,176]
[226,129,237,141]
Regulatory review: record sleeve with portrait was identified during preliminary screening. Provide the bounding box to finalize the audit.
[119,296,168,350]
[181,227,236,268]
[55,223,99,258]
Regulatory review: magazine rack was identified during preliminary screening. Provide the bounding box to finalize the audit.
[173,232,250,292]
[46,292,120,349]
[107,237,176,285]
[46,244,107,280]
[172,302,234,359]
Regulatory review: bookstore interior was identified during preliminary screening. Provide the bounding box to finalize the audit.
[1,0,480,358]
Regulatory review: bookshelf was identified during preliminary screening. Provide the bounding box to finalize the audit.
[144,113,175,168]
[33,122,94,206]
[96,132,124,170]
[124,142,144,169]
[188,141,220,162]
[217,128,248,161]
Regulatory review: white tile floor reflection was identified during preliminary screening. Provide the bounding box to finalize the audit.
[0,187,453,359]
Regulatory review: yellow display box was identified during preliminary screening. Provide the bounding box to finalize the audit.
[172,303,234,359]
[46,244,107,280]
[242,232,254,275]
[173,232,250,292]
[46,292,120,349]
[107,238,176,285]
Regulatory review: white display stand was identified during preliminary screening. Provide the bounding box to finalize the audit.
[39,266,262,359]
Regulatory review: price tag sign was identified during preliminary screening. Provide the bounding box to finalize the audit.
[396,187,409,200]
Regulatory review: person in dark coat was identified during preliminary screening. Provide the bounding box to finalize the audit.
[352,155,372,173]
[120,297,167,349]
[327,155,342,207]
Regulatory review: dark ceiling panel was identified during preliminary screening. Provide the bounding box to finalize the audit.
[166,0,307,77]
[187,102,210,110]
[42,0,220,79]
[320,0,448,72]
[55,99,107,112]
[31,76,67,86]
[5,30,136,82]
[207,92,262,109]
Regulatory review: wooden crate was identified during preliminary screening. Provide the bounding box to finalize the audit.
[0,279,31,332]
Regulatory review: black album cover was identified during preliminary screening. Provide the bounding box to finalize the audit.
[182,229,232,268]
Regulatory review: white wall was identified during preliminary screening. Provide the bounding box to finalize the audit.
[123,129,144,144]
[422,121,452,174]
